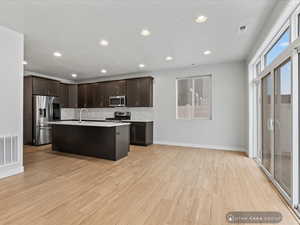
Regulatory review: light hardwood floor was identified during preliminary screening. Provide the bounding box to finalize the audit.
[0,145,298,225]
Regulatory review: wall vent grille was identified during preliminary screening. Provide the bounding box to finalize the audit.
[0,136,18,167]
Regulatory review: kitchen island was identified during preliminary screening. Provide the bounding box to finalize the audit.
[48,121,130,161]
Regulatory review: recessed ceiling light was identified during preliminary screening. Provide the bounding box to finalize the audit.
[71,74,77,78]
[140,29,151,37]
[99,39,109,46]
[23,60,28,65]
[53,52,62,57]
[204,50,211,55]
[239,25,247,32]
[195,15,208,23]
[165,56,173,61]
[101,69,107,74]
[139,64,145,68]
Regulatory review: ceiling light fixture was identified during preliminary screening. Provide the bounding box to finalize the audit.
[195,15,208,23]
[239,25,247,32]
[165,56,173,61]
[99,39,109,46]
[139,64,145,68]
[203,50,211,55]
[140,29,151,37]
[71,74,77,78]
[53,52,62,57]
[23,60,28,65]
[101,69,107,74]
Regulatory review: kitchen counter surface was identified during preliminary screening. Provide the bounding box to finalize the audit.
[80,119,154,123]
[60,119,154,123]
[121,120,153,123]
[48,121,130,127]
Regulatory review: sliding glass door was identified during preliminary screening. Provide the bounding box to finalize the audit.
[274,59,292,196]
[262,73,274,173]
[260,59,293,198]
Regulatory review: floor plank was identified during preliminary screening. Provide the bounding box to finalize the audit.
[0,145,298,225]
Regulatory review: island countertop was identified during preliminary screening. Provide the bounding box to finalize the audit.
[48,121,130,127]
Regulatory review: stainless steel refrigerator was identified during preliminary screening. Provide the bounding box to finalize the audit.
[33,96,61,145]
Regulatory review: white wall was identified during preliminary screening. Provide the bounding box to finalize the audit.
[152,62,247,151]
[0,26,24,179]
[62,61,248,151]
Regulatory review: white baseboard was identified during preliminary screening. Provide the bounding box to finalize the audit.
[0,164,24,180]
[154,141,247,152]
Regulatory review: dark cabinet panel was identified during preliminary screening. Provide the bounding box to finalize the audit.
[105,80,126,96]
[112,80,126,96]
[32,77,46,95]
[130,122,153,146]
[59,84,69,108]
[68,84,78,108]
[60,84,78,108]
[127,77,153,107]
[48,80,60,96]
[78,83,96,108]
[88,83,98,108]
[78,84,88,108]
[32,77,60,96]
[96,82,107,108]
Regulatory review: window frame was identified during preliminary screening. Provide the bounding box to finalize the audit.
[176,75,212,121]
[264,27,291,67]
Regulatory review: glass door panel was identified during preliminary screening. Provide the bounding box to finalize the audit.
[274,59,292,196]
[262,74,274,173]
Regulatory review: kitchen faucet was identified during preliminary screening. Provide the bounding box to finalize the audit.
[79,108,88,123]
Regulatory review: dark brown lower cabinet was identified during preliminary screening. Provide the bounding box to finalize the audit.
[52,124,130,161]
[130,122,153,146]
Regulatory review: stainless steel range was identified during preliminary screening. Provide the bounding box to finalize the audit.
[33,96,61,145]
[106,111,131,121]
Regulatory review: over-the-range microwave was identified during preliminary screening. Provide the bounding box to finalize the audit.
[109,96,126,107]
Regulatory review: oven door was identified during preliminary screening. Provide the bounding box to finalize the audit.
[109,96,126,107]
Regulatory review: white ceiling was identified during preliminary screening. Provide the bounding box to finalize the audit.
[0,0,277,80]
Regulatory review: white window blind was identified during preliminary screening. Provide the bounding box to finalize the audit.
[176,75,212,120]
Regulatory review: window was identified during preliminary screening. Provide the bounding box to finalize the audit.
[176,75,212,120]
[264,28,290,66]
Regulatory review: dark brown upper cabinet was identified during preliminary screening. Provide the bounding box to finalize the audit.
[28,76,153,109]
[88,83,98,108]
[32,77,60,96]
[96,82,107,108]
[126,77,153,107]
[78,84,89,108]
[60,84,78,108]
[78,83,97,108]
[59,83,69,108]
[106,80,126,97]
[68,84,78,108]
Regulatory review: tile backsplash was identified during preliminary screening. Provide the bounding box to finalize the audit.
[60,108,76,120]
[61,108,154,121]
